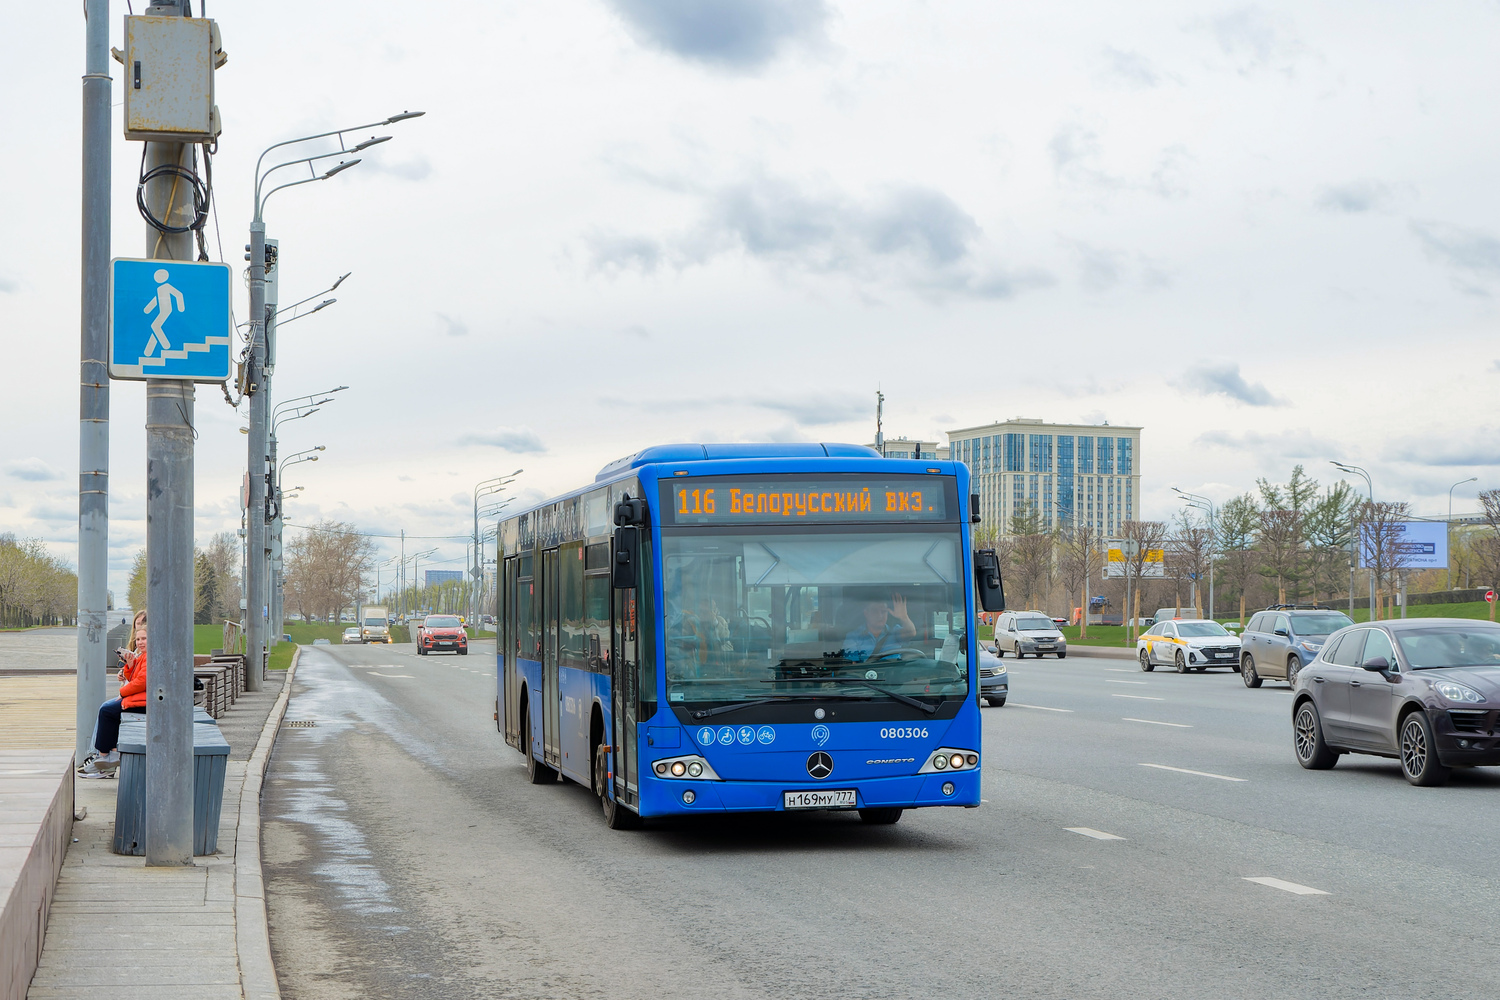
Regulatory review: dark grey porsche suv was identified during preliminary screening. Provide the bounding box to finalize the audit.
[1292,618,1500,786]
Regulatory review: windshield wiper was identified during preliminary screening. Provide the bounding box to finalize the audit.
[765,676,939,715]
[690,695,819,719]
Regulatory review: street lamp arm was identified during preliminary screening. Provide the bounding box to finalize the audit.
[271,299,336,329]
[260,163,361,215]
[273,386,349,420]
[253,113,424,195]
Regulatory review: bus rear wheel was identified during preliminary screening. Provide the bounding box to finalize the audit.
[858,808,903,825]
[523,713,556,785]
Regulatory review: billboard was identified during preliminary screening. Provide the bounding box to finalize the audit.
[1358,521,1448,570]
[1103,547,1166,578]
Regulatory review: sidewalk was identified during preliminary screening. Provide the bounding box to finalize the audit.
[15,653,296,1000]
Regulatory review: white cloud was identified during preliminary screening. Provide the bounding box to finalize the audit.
[6,458,63,482]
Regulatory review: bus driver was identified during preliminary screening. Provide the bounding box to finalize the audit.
[844,591,917,662]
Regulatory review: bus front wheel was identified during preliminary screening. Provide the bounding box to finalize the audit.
[596,745,642,830]
[858,808,903,825]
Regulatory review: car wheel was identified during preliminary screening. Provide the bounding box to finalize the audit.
[987,696,1006,707]
[1286,657,1301,687]
[995,648,1005,658]
[858,808,903,825]
[1399,711,1451,787]
[524,714,557,785]
[1293,700,1339,769]
[1175,650,1188,674]
[1057,651,1067,659]
[459,648,468,656]
[1242,656,1262,688]
[1139,650,1154,673]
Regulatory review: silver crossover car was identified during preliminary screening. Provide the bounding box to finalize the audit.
[993,611,1067,659]
[1292,618,1500,786]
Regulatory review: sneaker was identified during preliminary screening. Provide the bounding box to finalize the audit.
[76,751,100,775]
[97,750,120,771]
[77,758,117,779]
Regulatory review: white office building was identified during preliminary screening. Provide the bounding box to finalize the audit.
[947,418,1142,537]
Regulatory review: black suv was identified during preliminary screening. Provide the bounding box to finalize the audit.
[1240,606,1354,687]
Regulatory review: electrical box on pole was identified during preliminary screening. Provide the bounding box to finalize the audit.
[121,14,225,142]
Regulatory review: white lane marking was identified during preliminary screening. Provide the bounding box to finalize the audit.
[368,671,415,679]
[1105,679,1148,685]
[1243,876,1328,896]
[1066,826,1125,841]
[1009,703,1075,713]
[1104,668,1135,673]
[1123,718,1192,728]
[1139,763,1246,782]
[1112,694,1165,701]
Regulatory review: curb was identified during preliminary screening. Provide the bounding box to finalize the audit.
[235,647,299,1000]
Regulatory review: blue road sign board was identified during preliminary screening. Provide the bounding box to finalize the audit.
[109,258,233,381]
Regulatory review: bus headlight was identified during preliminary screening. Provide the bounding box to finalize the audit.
[651,754,722,780]
[920,748,979,774]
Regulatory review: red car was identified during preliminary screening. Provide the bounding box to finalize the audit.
[418,614,468,655]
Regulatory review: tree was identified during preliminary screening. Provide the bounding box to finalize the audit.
[1006,504,1054,613]
[1217,493,1261,621]
[1255,466,1318,603]
[201,531,242,623]
[127,548,148,612]
[1476,489,1500,619]
[0,535,77,628]
[1057,521,1101,629]
[1119,520,1167,635]
[194,552,219,625]
[1168,511,1212,616]
[1358,500,1414,619]
[283,520,375,622]
[1304,482,1359,603]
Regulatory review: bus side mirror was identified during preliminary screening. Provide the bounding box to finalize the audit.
[615,495,648,527]
[970,493,981,524]
[613,525,640,590]
[974,549,1006,613]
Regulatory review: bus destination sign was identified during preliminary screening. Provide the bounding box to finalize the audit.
[661,477,953,525]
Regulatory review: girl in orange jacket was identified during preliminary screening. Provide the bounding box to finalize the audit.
[78,610,148,778]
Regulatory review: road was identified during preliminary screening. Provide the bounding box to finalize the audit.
[263,642,1500,999]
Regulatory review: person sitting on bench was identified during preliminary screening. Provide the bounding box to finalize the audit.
[78,609,149,778]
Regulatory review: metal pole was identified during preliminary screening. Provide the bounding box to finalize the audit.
[76,0,111,765]
[244,217,267,691]
[261,242,278,651]
[143,136,196,866]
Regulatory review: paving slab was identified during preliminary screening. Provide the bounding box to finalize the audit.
[22,663,292,999]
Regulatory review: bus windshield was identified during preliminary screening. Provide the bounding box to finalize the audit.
[661,528,968,712]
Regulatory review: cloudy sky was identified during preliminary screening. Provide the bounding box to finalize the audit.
[4,0,1500,599]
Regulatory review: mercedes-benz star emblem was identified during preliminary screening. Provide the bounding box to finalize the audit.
[806,751,834,779]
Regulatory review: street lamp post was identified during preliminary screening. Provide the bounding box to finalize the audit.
[245,112,422,694]
[473,471,522,625]
[268,386,346,642]
[1173,488,1218,620]
[1448,477,1478,591]
[1331,462,1376,621]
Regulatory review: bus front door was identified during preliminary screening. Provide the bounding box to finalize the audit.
[611,587,639,807]
[543,548,561,768]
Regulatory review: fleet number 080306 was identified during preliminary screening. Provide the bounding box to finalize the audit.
[880,727,929,739]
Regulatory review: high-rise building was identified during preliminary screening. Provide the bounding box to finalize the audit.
[425,569,463,587]
[947,418,1142,537]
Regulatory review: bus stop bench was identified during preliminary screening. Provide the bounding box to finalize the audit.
[193,665,231,718]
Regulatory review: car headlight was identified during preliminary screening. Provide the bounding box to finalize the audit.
[996,664,1007,675]
[1299,641,1320,653]
[1433,680,1485,704]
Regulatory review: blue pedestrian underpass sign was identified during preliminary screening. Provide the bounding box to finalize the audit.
[109,258,234,381]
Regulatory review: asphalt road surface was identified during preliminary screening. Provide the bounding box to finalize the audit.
[263,642,1500,999]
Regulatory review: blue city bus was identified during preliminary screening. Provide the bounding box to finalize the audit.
[494,443,1005,829]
